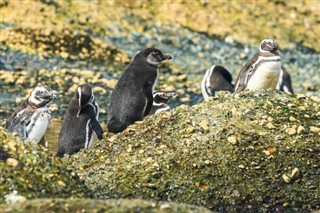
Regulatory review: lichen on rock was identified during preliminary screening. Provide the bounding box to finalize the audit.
[0,127,90,204]
[67,90,320,212]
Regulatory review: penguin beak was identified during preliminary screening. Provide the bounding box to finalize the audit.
[162,54,172,60]
[42,90,58,100]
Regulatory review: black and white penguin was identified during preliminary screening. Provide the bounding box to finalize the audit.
[277,65,294,94]
[201,65,234,100]
[56,84,103,157]
[5,85,57,146]
[234,38,281,93]
[107,48,172,133]
[149,91,176,115]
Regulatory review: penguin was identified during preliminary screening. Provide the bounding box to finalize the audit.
[5,85,57,146]
[234,38,281,93]
[201,65,234,100]
[277,65,294,94]
[107,48,172,133]
[0,149,11,161]
[149,91,176,115]
[56,84,103,157]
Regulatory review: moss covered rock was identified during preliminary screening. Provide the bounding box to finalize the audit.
[0,198,212,213]
[0,127,90,204]
[67,90,320,212]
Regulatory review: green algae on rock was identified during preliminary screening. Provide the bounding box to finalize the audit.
[0,127,90,204]
[67,90,320,212]
[0,198,212,213]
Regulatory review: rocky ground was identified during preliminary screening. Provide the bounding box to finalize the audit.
[0,0,319,212]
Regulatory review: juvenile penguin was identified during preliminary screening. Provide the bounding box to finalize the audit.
[107,48,172,133]
[234,38,281,93]
[201,65,234,100]
[56,84,103,157]
[149,91,176,115]
[277,65,294,94]
[5,85,57,146]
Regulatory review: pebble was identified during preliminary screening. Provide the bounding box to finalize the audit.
[297,125,305,134]
[310,126,320,133]
[285,126,297,135]
[227,136,237,145]
[6,158,19,167]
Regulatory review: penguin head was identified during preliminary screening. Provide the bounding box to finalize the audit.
[138,48,172,66]
[153,91,176,104]
[76,84,94,116]
[28,85,57,108]
[259,38,279,53]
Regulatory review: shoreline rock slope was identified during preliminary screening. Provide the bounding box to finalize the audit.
[67,90,320,212]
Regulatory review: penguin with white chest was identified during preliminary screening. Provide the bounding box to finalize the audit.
[201,65,234,100]
[107,48,172,133]
[56,84,103,157]
[5,85,57,147]
[234,38,281,93]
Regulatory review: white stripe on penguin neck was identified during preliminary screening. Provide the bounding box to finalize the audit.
[77,87,82,109]
[201,65,215,100]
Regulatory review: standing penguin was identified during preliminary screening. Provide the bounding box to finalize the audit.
[56,84,103,157]
[5,85,57,147]
[148,91,176,115]
[234,38,281,93]
[107,48,172,133]
[201,65,234,100]
[277,65,294,94]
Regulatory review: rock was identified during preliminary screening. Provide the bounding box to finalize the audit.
[310,126,320,133]
[66,91,320,212]
[6,158,19,167]
[227,136,237,145]
[297,125,305,134]
[0,198,211,212]
[285,126,297,135]
[0,127,89,203]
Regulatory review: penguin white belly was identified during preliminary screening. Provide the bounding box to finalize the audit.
[154,105,170,114]
[247,61,281,91]
[26,108,50,143]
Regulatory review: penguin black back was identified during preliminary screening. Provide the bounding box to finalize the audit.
[56,84,103,157]
[107,48,172,133]
[277,65,294,94]
[201,65,234,100]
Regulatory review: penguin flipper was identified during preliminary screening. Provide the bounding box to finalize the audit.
[234,54,259,93]
[143,82,154,116]
[9,111,32,138]
[90,118,103,140]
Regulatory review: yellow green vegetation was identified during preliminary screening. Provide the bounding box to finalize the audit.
[120,0,320,51]
[66,90,320,212]
[1,90,319,211]
[0,127,90,203]
[1,0,319,51]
